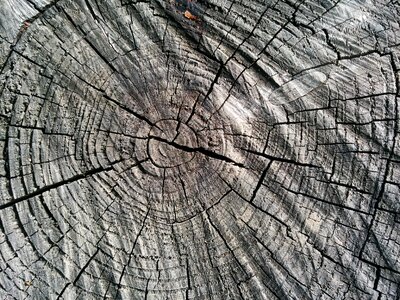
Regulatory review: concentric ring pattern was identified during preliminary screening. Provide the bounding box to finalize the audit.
[0,0,400,299]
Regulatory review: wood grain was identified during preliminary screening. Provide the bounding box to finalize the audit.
[0,0,399,299]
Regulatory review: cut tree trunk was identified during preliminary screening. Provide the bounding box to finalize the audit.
[0,0,400,299]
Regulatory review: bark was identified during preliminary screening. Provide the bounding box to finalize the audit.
[0,0,400,299]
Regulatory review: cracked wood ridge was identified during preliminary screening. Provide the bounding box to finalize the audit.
[0,0,399,299]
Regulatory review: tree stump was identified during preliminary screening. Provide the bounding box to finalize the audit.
[0,0,400,299]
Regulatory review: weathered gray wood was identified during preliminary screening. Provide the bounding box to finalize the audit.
[0,0,400,299]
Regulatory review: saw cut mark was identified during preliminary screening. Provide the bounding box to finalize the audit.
[267,70,328,105]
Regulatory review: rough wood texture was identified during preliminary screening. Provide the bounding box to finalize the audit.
[1,0,400,299]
